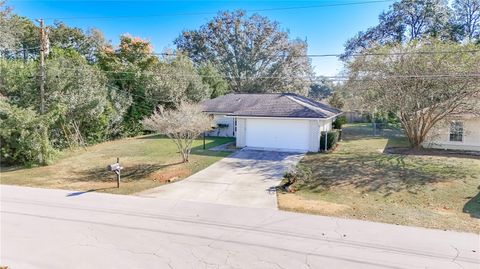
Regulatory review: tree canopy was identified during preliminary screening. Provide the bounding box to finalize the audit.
[175,10,313,95]
[346,40,480,148]
[342,0,480,59]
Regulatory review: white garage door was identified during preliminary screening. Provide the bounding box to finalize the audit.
[245,118,310,152]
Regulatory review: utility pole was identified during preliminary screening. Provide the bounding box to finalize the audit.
[36,19,48,165]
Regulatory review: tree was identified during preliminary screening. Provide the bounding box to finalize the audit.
[175,10,313,94]
[0,48,128,165]
[0,97,55,165]
[98,34,159,135]
[328,91,345,110]
[49,21,107,62]
[308,79,333,100]
[343,0,453,59]
[0,1,16,52]
[198,63,229,98]
[346,40,480,148]
[142,102,213,162]
[145,54,210,106]
[45,48,126,147]
[453,0,480,41]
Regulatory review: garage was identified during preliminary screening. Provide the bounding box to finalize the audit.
[203,93,342,152]
[245,118,310,152]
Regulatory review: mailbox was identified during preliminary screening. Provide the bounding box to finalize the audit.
[107,163,121,171]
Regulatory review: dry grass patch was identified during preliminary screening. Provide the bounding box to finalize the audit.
[0,135,233,195]
[278,124,480,233]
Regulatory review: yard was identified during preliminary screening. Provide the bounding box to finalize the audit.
[0,136,233,195]
[278,123,480,233]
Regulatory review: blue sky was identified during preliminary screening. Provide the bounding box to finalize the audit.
[8,0,392,76]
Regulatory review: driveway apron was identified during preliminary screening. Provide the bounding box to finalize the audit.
[138,149,304,209]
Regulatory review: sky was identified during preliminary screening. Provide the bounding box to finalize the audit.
[7,0,393,76]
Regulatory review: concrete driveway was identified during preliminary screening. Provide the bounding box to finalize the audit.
[2,185,479,269]
[139,149,304,209]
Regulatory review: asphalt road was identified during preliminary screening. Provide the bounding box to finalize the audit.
[1,185,479,268]
[139,150,304,209]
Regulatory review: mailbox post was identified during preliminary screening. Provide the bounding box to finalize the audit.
[107,157,123,188]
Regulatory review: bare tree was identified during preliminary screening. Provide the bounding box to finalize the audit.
[346,39,480,148]
[142,102,213,162]
[453,0,480,41]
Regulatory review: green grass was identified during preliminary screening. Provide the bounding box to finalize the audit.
[278,123,480,233]
[0,135,234,195]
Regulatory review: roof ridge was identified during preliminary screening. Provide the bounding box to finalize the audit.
[285,95,328,117]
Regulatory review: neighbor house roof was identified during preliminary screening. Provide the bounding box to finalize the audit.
[202,93,342,119]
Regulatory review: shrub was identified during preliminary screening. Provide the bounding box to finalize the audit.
[332,115,347,129]
[0,100,56,165]
[283,164,313,191]
[319,130,339,151]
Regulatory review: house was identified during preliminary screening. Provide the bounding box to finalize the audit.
[202,93,342,152]
[423,113,480,152]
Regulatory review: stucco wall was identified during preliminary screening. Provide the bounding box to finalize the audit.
[311,118,335,152]
[309,120,321,152]
[234,117,334,152]
[206,114,235,137]
[423,118,480,151]
[236,118,246,147]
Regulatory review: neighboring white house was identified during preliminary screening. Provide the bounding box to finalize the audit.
[203,93,342,152]
[423,114,480,152]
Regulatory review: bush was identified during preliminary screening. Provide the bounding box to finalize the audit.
[283,164,313,192]
[319,130,339,151]
[0,100,55,165]
[332,115,347,129]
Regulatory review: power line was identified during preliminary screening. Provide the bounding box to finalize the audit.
[42,0,394,21]
[47,67,480,80]
[3,46,479,59]
[137,49,480,58]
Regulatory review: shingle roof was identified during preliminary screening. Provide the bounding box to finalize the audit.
[202,93,342,119]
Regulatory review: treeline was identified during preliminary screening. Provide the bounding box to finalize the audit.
[0,3,317,165]
[0,9,228,165]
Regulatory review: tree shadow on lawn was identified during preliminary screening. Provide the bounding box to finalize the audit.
[463,186,480,219]
[298,152,473,196]
[71,162,182,183]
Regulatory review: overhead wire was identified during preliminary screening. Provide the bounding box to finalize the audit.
[41,0,394,21]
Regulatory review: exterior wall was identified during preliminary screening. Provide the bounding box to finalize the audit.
[236,118,246,147]
[206,114,235,137]
[310,118,335,152]
[234,117,336,152]
[423,118,480,151]
[319,118,333,132]
[308,120,321,152]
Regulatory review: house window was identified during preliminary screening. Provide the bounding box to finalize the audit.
[449,121,463,142]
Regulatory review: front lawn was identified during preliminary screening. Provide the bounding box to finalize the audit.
[278,123,480,233]
[0,136,234,195]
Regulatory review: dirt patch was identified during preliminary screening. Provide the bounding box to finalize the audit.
[278,193,350,214]
[148,165,190,183]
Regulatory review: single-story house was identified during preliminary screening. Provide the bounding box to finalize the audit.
[202,93,342,152]
[423,114,480,152]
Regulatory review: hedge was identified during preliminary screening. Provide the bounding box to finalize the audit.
[319,130,339,151]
